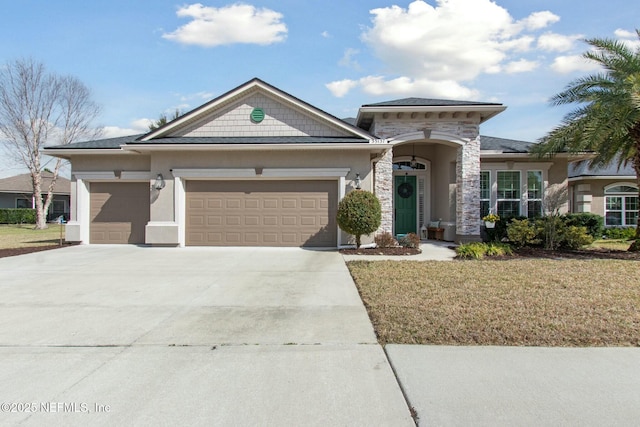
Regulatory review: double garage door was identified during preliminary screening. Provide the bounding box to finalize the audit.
[89,180,337,247]
[186,180,337,247]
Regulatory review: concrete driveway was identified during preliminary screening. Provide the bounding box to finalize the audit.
[0,246,413,426]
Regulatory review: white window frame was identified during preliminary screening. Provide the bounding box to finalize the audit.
[604,182,638,227]
[481,162,552,221]
[496,170,521,218]
[479,170,491,219]
[526,170,543,219]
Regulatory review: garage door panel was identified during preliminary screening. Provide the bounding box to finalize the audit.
[186,180,337,247]
[245,216,260,226]
[90,182,150,244]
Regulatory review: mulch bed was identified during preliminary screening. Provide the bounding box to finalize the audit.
[0,245,68,259]
[340,247,422,256]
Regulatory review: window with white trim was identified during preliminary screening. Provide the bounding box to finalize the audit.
[527,171,543,219]
[497,171,520,218]
[605,184,638,226]
[480,171,490,218]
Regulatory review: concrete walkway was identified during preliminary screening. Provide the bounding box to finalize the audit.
[386,345,640,426]
[0,246,413,426]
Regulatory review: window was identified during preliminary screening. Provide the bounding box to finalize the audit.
[605,184,638,226]
[497,171,520,218]
[393,161,426,170]
[16,198,31,209]
[527,171,543,219]
[480,171,490,218]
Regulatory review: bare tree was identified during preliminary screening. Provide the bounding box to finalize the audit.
[0,58,101,228]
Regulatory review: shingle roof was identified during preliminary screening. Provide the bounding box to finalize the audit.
[363,97,502,107]
[48,134,144,149]
[52,135,369,149]
[569,159,635,178]
[0,172,70,194]
[128,136,368,144]
[480,135,533,153]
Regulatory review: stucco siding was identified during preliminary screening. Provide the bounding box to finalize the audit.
[571,178,637,217]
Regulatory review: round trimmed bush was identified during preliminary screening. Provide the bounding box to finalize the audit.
[337,190,381,248]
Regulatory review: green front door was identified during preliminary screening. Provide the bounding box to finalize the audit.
[394,175,417,235]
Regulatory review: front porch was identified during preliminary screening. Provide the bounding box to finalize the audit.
[356,98,506,244]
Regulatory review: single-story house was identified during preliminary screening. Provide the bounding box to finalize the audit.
[569,159,638,227]
[45,78,572,247]
[0,171,70,220]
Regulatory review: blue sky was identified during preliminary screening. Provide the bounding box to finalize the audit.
[0,0,638,176]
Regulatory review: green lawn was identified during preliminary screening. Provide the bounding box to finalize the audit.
[348,259,640,347]
[0,224,65,249]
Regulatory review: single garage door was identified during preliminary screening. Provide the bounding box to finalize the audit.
[186,180,337,247]
[90,182,150,244]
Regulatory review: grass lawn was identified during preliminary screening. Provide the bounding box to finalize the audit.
[590,239,633,251]
[348,259,640,347]
[0,224,65,249]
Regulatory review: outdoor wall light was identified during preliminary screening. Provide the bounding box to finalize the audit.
[154,173,165,190]
[355,173,362,190]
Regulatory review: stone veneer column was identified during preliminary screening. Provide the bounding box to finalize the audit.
[456,136,481,241]
[375,148,393,234]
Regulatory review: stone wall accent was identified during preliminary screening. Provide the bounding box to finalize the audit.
[373,118,480,140]
[374,148,393,234]
[456,136,481,239]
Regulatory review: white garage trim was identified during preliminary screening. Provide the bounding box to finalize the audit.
[171,168,350,247]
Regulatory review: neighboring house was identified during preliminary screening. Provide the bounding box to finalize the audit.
[569,159,638,227]
[45,78,572,247]
[0,172,70,221]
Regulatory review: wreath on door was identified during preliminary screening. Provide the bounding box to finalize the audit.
[397,182,414,199]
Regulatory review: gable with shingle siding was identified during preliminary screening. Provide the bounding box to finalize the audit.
[170,92,351,138]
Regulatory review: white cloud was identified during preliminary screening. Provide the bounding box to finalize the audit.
[344,0,563,99]
[504,59,539,73]
[163,3,287,47]
[614,29,636,39]
[102,119,152,138]
[537,32,582,52]
[614,28,640,50]
[550,55,601,74]
[326,75,480,100]
[321,31,331,38]
[338,48,361,69]
[325,79,359,98]
[517,11,559,31]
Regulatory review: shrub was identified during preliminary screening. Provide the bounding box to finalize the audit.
[0,208,36,224]
[603,227,636,240]
[456,242,515,259]
[506,219,538,248]
[535,216,565,250]
[485,242,514,256]
[375,232,398,248]
[399,232,420,248]
[562,213,604,238]
[561,225,594,249]
[455,242,487,259]
[336,190,381,248]
[489,216,527,242]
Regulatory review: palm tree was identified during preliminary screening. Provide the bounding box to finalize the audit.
[532,29,640,251]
